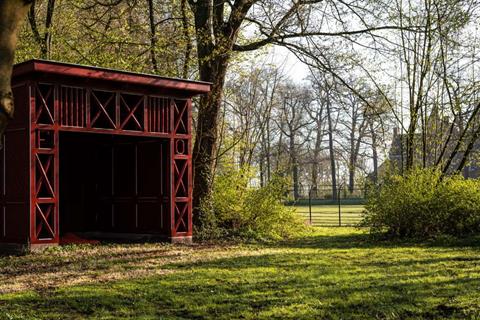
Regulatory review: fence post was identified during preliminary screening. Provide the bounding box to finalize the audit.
[308,186,312,225]
[338,185,342,227]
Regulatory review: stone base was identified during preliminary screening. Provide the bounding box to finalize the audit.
[169,236,193,244]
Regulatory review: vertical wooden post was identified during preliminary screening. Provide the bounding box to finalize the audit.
[169,98,176,240]
[30,82,59,247]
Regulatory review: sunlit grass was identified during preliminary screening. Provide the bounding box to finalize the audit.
[1,228,480,319]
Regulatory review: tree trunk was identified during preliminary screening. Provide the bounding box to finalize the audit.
[192,63,228,228]
[311,117,323,197]
[349,117,366,194]
[28,0,55,59]
[0,1,33,146]
[259,119,271,188]
[348,125,355,193]
[348,156,355,194]
[326,94,337,200]
[180,0,191,78]
[266,119,271,182]
[188,0,254,229]
[311,153,319,198]
[259,154,265,187]
[454,123,480,174]
[289,132,299,200]
[441,102,480,175]
[147,0,158,73]
[276,126,284,173]
[370,122,378,184]
[405,118,417,170]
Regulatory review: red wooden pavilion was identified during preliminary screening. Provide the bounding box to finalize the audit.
[0,60,210,252]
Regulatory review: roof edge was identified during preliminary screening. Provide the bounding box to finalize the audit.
[13,59,212,95]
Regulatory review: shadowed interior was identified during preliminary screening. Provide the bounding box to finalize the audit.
[59,132,169,237]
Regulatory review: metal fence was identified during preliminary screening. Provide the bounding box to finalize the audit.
[286,185,366,227]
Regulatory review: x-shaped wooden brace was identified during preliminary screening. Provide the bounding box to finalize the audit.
[35,85,54,124]
[120,95,143,130]
[35,154,55,198]
[174,160,187,196]
[173,100,187,133]
[174,203,188,232]
[35,203,55,239]
[91,92,116,128]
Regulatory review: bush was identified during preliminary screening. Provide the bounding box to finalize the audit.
[197,167,305,241]
[362,168,480,238]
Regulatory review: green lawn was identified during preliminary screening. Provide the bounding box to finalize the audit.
[294,204,365,226]
[1,228,480,319]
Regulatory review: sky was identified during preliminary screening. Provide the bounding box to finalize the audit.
[265,46,311,83]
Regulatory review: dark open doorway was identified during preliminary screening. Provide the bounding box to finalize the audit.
[59,132,169,239]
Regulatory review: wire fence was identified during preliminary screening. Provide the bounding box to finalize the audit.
[286,185,367,227]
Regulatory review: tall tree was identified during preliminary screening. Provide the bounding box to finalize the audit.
[325,86,338,200]
[0,0,33,146]
[17,1,192,77]
[187,0,407,227]
[1,0,423,227]
[28,0,55,59]
[305,90,326,195]
[335,85,369,194]
[276,84,312,200]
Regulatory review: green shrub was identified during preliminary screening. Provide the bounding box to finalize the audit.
[362,168,480,238]
[197,167,305,241]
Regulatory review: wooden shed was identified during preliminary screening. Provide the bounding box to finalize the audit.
[0,60,210,252]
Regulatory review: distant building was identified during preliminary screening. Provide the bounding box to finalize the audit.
[383,108,480,179]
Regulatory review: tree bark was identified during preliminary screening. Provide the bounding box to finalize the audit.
[0,0,34,147]
[348,118,366,193]
[147,0,158,73]
[189,0,253,228]
[311,121,322,196]
[192,66,228,227]
[441,102,480,175]
[28,0,55,60]
[180,0,191,78]
[348,114,356,193]
[455,124,480,174]
[326,92,337,200]
[370,121,378,184]
[266,119,271,182]
[289,130,299,200]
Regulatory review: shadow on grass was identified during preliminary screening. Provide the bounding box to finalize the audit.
[272,229,480,250]
[0,247,180,278]
[2,231,480,319]
[2,230,480,290]
[2,248,480,320]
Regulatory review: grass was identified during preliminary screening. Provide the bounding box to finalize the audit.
[1,228,480,319]
[294,204,365,226]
